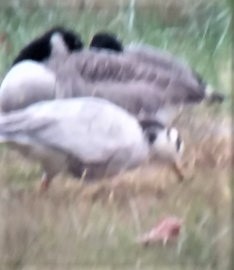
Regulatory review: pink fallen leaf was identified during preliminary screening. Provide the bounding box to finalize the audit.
[136,216,183,246]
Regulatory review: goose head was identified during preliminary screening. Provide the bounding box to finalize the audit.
[139,118,184,162]
[139,117,185,181]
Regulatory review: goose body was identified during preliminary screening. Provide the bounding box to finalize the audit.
[47,47,223,119]
[0,97,183,190]
[90,32,224,103]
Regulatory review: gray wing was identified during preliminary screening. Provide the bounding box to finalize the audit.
[48,49,206,105]
[0,98,140,163]
[125,44,207,101]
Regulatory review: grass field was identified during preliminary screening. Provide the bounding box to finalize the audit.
[0,1,232,269]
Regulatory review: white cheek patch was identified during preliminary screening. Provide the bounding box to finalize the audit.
[170,128,184,154]
[169,128,179,143]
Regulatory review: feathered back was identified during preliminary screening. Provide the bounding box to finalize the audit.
[89,33,224,104]
[47,49,205,105]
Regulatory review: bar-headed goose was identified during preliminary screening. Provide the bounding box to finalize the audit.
[89,31,224,104]
[0,27,83,112]
[0,97,184,191]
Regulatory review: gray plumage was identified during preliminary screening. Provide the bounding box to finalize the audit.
[125,44,223,102]
[0,28,224,121]
[47,48,223,104]
[89,33,224,103]
[0,97,183,189]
